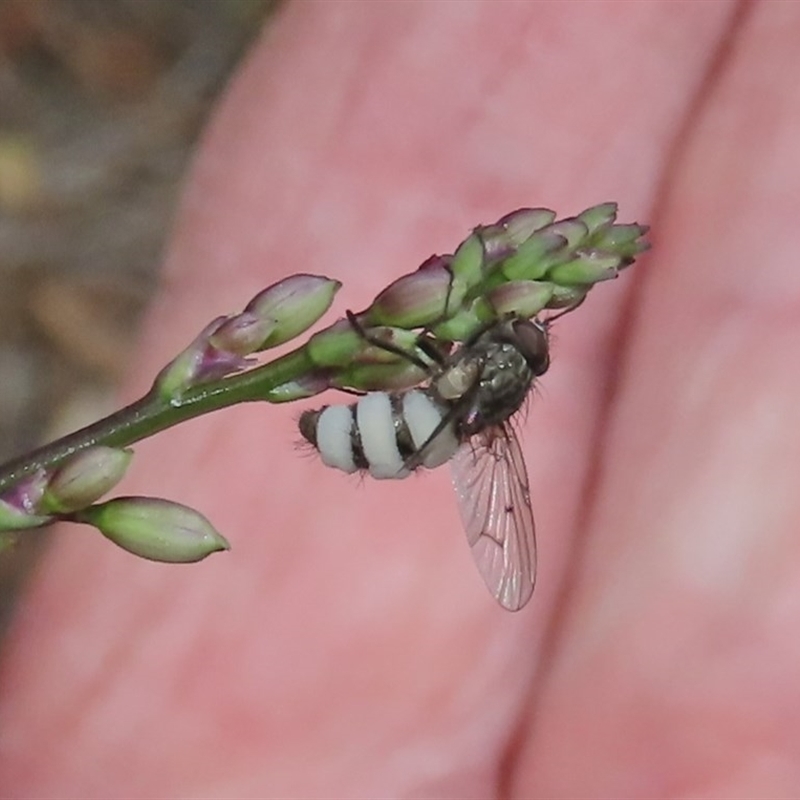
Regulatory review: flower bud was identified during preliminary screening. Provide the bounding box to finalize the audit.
[42,446,132,514]
[543,218,589,249]
[364,256,453,328]
[431,302,486,342]
[0,470,52,531]
[264,373,332,403]
[495,207,557,246]
[333,360,429,392]
[77,497,230,563]
[577,202,618,235]
[307,319,420,368]
[449,232,485,290]
[548,285,589,309]
[0,499,51,531]
[547,251,621,286]
[245,274,341,350]
[154,317,251,402]
[597,223,651,258]
[500,231,568,281]
[208,312,275,356]
[486,280,554,318]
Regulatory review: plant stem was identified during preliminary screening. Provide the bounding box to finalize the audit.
[0,344,315,494]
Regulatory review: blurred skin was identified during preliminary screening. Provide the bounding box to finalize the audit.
[2,1,800,797]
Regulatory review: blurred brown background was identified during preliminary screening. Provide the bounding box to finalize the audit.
[0,0,274,629]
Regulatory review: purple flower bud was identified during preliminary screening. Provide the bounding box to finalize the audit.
[365,256,453,328]
[245,274,341,350]
[486,280,554,318]
[43,446,132,514]
[542,218,589,249]
[495,208,557,246]
[0,470,52,531]
[549,285,589,309]
[208,312,276,356]
[77,497,230,563]
[154,317,253,401]
[476,224,516,264]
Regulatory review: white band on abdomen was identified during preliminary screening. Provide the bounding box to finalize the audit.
[316,405,358,473]
[356,393,408,479]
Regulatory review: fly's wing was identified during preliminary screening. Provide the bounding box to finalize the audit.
[450,425,536,611]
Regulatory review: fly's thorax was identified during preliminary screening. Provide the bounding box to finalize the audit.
[458,342,534,435]
[298,390,459,480]
[447,317,549,437]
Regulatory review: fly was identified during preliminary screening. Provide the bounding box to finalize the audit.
[298,315,550,611]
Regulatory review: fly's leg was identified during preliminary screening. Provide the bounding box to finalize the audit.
[345,310,435,374]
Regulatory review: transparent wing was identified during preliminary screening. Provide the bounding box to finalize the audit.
[450,425,536,611]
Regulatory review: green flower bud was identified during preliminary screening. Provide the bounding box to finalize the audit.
[500,231,568,281]
[0,499,51,531]
[577,202,618,235]
[43,446,132,514]
[307,320,420,368]
[598,223,651,258]
[547,251,621,286]
[333,360,428,392]
[449,232,485,291]
[77,497,230,563]
[264,374,332,403]
[431,302,487,342]
[245,274,341,350]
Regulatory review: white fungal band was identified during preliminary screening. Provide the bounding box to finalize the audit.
[403,390,459,468]
[357,393,408,479]
[316,406,357,473]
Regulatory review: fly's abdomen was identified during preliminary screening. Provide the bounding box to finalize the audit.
[299,390,459,480]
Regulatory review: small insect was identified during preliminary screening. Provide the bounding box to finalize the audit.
[298,315,550,611]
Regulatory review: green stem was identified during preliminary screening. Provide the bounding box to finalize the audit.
[0,344,315,495]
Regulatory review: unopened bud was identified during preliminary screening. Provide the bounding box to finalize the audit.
[208,312,275,356]
[307,319,420,369]
[364,256,453,328]
[448,232,485,291]
[333,360,428,392]
[547,251,621,286]
[155,317,251,402]
[495,208,557,246]
[245,274,341,350]
[598,223,651,258]
[77,497,230,563]
[487,280,554,318]
[577,202,618,235]
[264,373,332,402]
[543,218,589,249]
[0,470,52,531]
[500,230,568,281]
[43,446,132,514]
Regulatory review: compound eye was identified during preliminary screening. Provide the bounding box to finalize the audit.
[511,319,550,375]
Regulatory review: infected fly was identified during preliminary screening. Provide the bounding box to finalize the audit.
[298,315,550,611]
